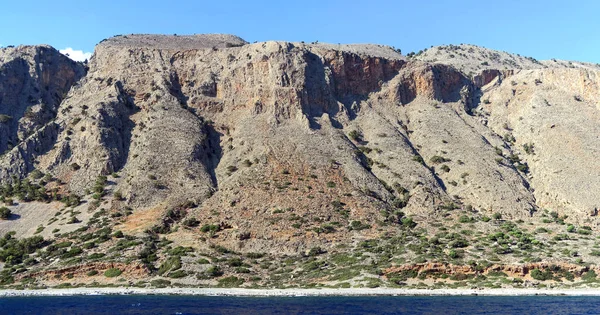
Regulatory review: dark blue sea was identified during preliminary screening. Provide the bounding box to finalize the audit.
[1,295,600,314]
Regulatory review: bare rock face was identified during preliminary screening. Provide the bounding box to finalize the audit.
[478,68,600,220]
[0,45,85,180]
[4,35,600,252]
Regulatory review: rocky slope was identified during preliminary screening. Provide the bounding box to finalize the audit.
[0,45,85,178]
[2,35,600,289]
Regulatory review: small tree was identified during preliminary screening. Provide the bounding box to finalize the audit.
[348,130,362,142]
[0,207,11,220]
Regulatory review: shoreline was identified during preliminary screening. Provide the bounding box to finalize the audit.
[2,287,600,297]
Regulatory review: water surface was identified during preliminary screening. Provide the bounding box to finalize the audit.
[1,295,599,314]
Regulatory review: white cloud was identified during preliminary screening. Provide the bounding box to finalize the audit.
[59,47,93,62]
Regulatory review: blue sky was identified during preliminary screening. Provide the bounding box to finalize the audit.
[1,0,598,63]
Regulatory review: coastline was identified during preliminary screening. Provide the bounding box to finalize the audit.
[2,287,600,297]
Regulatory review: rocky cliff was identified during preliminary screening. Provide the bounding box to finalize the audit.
[2,35,600,289]
[0,45,85,179]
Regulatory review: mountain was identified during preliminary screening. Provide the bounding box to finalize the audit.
[1,35,600,289]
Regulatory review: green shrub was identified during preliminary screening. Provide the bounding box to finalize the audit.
[516,163,529,173]
[401,217,417,229]
[246,252,265,259]
[387,270,418,283]
[578,228,591,235]
[200,224,220,234]
[113,191,124,201]
[168,270,187,278]
[150,279,171,288]
[530,268,552,281]
[104,268,122,278]
[168,246,194,256]
[30,170,44,180]
[54,241,73,249]
[308,247,324,257]
[197,258,210,264]
[487,271,508,277]
[61,246,83,259]
[0,207,11,220]
[523,143,535,155]
[63,194,81,207]
[349,220,371,231]
[412,155,425,165]
[88,253,105,259]
[183,218,200,227]
[430,156,451,164]
[206,265,223,277]
[448,249,459,258]
[158,256,182,276]
[67,216,80,224]
[348,130,362,141]
[583,270,597,282]
[228,257,243,267]
[86,270,98,276]
[459,215,473,223]
[313,224,336,234]
[217,276,244,287]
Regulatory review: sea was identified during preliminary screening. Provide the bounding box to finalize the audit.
[1,295,599,314]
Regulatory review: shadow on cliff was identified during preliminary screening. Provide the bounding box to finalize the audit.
[201,123,223,188]
[167,71,223,188]
[301,51,404,129]
[103,81,139,174]
[301,51,341,129]
[0,58,34,154]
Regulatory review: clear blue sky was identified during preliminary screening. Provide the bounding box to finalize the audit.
[1,0,598,63]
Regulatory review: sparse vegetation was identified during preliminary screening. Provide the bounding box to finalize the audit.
[104,268,122,278]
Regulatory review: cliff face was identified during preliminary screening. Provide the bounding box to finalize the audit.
[0,45,85,181]
[2,35,600,253]
[479,68,600,220]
